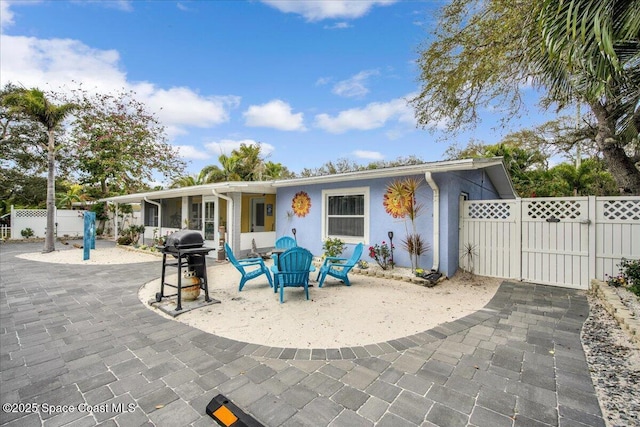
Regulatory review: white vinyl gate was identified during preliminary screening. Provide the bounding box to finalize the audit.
[460,196,640,289]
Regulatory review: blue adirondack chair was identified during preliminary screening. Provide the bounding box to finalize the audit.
[275,236,297,249]
[316,243,364,287]
[225,243,273,291]
[271,236,298,266]
[271,247,313,303]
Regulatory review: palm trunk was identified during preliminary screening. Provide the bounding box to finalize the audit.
[592,102,640,195]
[43,129,56,253]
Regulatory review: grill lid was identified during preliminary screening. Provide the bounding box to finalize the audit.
[164,230,204,250]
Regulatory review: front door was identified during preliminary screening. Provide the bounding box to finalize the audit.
[251,197,265,232]
[204,198,216,246]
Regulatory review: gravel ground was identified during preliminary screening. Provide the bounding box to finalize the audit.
[582,288,640,427]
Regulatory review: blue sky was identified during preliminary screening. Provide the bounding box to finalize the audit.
[1,0,552,180]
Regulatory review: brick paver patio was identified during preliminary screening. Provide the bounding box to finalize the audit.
[0,242,604,426]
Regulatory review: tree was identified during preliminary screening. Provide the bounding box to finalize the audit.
[56,183,89,208]
[446,136,619,196]
[3,88,76,252]
[64,88,185,196]
[411,0,640,194]
[550,159,618,196]
[262,161,294,180]
[170,165,221,188]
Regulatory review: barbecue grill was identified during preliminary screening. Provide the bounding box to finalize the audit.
[157,230,214,311]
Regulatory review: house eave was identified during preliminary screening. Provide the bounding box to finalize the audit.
[273,158,516,198]
[100,181,276,204]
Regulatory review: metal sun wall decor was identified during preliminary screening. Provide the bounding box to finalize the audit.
[383,185,414,218]
[292,191,311,217]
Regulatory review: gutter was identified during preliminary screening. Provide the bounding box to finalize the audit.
[425,172,440,272]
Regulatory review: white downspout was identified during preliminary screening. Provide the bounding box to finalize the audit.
[212,189,232,250]
[144,197,161,237]
[425,172,440,272]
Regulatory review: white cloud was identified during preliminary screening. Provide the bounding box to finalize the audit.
[353,150,384,160]
[75,0,133,12]
[332,69,379,98]
[260,0,397,22]
[0,33,239,134]
[0,1,15,30]
[204,139,275,158]
[315,76,332,86]
[314,97,414,134]
[243,99,306,131]
[136,84,240,128]
[324,22,351,30]
[175,145,211,160]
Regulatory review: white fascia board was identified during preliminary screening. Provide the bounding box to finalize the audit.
[100,181,276,203]
[273,158,504,187]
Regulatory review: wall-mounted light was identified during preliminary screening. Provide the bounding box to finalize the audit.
[388,231,394,269]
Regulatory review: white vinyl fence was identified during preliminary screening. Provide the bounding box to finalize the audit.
[7,206,141,240]
[460,196,640,289]
[10,207,85,239]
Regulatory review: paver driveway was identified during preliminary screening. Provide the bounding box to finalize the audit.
[0,242,604,426]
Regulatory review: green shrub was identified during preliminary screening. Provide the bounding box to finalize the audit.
[21,228,34,238]
[606,258,640,298]
[322,237,345,258]
[117,225,145,246]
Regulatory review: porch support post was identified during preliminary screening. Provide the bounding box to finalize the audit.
[114,202,119,241]
[212,189,233,253]
[144,197,162,238]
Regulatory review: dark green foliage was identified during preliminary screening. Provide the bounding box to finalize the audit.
[117,225,145,246]
[322,237,345,258]
[607,258,640,298]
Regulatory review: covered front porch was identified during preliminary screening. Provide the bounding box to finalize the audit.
[103,182,279,258]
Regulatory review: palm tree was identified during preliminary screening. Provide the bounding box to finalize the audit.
[4,88,76,252]
[230,143,266,180]
[170,165,221,188]
[551,159,618,196]
[56,184,89,209]
[263,161,294,180]
[528,0,640,193]
[412,0,640,193]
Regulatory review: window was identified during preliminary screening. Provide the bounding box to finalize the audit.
[144,202,158,227]
[322,187,369,244]
[161,197,182,228]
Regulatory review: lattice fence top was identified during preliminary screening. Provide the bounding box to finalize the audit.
[602,200,640,221]
[525,200,583,220]
[467,202,512,219]
[15,209,47,218]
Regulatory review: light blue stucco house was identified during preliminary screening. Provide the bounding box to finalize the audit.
[103,158,515,277]
[272,158,515,277]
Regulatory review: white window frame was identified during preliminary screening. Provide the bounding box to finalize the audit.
[321,187,369,244]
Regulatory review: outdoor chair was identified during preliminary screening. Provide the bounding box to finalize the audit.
[274,236,297,249]
[271,235,298,265]
[225,243,273,291]
[316,243,363,287]
[271,247,313,303]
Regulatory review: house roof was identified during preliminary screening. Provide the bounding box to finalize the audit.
[272,157,517,199]
[101,181,276,204]
[101,158,516,203]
